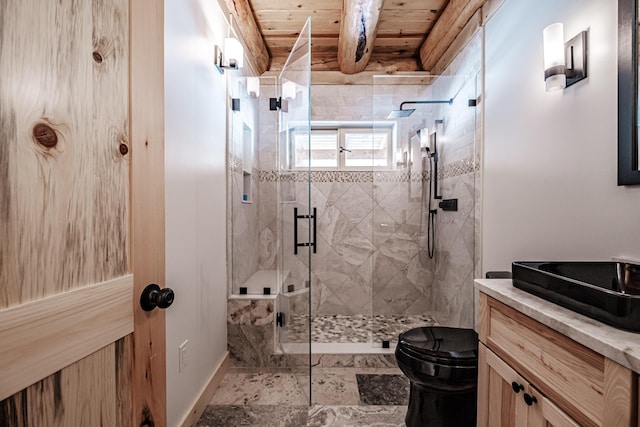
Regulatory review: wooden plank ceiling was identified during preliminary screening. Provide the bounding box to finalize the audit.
[222,0,488,75]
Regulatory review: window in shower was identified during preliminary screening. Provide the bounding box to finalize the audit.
[342,128,392,168]
[295,129,338,168]
[290,124,393,169]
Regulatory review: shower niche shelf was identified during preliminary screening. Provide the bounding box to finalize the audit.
[241,122,253,203]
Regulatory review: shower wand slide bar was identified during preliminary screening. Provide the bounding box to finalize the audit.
[293,207,317,255]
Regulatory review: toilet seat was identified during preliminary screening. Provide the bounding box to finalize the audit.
[397,326,477,366]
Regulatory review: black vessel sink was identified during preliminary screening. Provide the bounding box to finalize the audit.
[512,261,640,332]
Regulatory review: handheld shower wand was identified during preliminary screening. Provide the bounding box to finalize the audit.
[426,150,437,259]
[418,122,443,259]
[431,120,443,200]
[418,134,437,259]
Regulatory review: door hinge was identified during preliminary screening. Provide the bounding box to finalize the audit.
[276,312,285,328]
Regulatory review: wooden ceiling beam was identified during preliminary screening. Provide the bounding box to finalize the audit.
[431,8,481,75]
[419,0,487,72]
[220,0,270,75]
[269,55,419,73]
[338,0,386,74]
[262,70,436,85]
[311,70,437,85]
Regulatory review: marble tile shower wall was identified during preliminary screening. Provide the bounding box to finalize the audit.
[229,161,259,290]
[229,140,258,292]
[228,83,278,294]
[311,170,428,317]
[428,31,482,328]
[256,85,280,277]
[308,71,481,323]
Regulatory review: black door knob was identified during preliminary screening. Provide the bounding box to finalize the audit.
[523,393,537,406]
[511,382,524,393]
[140,284,175,311]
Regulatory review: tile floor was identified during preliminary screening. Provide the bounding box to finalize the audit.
[197,367,410,427]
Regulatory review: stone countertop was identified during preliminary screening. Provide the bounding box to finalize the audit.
[474,279,640,374]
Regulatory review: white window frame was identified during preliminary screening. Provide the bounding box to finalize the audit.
[289,122,395,171]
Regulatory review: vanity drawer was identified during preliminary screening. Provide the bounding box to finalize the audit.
[478,293,636,427]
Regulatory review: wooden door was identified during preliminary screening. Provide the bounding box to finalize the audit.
[0,0,166,426]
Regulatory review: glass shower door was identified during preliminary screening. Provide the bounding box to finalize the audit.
[276,17,312,404]
[370,72,479,349]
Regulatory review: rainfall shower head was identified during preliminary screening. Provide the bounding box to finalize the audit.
[386,99,454,119]
[387,108,416,118]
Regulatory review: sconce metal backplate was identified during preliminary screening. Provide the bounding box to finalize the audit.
[269,97,288,112]
[565,30,588,87]
[214,44,239,74]
[214,45,225,74]
[231,98,240,111]
[269,97,281,111]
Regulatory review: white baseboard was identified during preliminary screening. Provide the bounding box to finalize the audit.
[179,351,231,427]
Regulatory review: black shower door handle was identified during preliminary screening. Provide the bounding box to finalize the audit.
[293,207,317,255]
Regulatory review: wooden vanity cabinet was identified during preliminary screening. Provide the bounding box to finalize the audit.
[477,293,638,427]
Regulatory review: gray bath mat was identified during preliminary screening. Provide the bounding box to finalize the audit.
[356,374,409,405]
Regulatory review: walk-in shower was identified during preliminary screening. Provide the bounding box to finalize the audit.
[226,67,481,404]
[277,74,480,356]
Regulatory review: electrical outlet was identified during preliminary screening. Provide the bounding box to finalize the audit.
[179,340,188,373]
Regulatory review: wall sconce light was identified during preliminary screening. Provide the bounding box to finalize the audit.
[282,81,297,100]
[247,77,260,98]
[269,81,297,111]
[543,23,588,92]
[417,128,430,149]
[215,37,244,74]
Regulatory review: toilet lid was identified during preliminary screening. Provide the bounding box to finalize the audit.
[398,326,478,361]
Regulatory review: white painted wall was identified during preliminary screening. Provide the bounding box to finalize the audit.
[483,0,640,274]
[164,0,228,425]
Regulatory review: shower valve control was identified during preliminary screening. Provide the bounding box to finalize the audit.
[438,199,458,212]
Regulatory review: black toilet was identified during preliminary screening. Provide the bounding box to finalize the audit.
[395,326,478,427]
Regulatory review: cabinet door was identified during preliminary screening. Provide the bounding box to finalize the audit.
[526,386,581,427]
[478,343,529,426]
[479,343,581,427]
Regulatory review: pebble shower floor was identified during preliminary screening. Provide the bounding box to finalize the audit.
[284,313,438,344]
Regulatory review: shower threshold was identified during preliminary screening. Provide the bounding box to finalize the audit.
[277,342,396,355]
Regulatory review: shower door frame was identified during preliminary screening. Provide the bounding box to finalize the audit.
[276,17,313,404]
